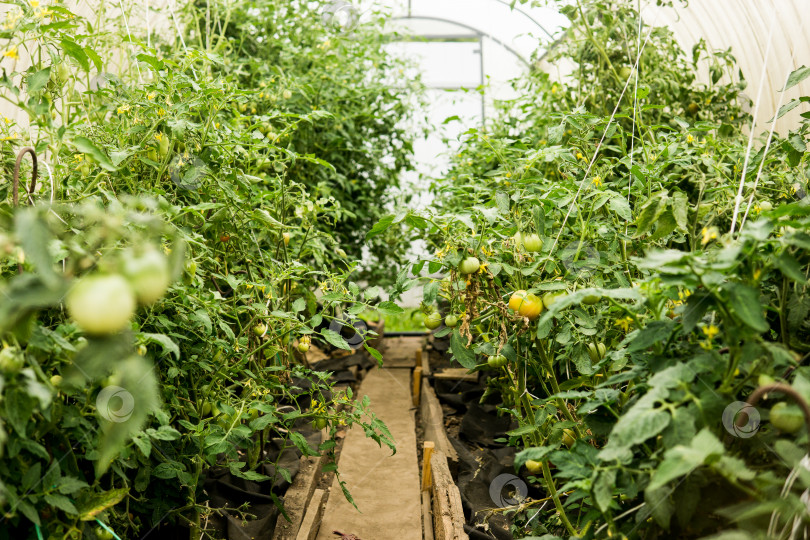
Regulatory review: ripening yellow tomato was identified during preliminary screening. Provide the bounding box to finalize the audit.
[508,290,542,321]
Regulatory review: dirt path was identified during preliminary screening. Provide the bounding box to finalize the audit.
[316,364,422,540]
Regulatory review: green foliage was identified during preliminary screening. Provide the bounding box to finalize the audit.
[0,0,416,537]
[383,0,810,537]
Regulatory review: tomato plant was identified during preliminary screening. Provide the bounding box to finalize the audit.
[0,0,417,536]
[374,0,810,537]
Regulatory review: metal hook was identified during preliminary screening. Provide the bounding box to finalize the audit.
[745,383,810,452]
[12,146,38,207]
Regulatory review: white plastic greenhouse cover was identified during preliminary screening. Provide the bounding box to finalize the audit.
[641,0,810,135]
[373,0,810,132]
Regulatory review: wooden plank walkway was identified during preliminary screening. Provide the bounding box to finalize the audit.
[316,366,422,539]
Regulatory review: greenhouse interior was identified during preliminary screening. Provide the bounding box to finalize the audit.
[2,0,810,538]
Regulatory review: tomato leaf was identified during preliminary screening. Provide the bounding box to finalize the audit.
[138,333,180,359]
[671,191,689,231]
[634,192,669,237]
[15,209,61,289]
[608,194,632,221]
[44,493,78,515]
[364,343,383,366]
[450,329,476,369]
[724,282,768,332]
[73,136,116,171]
[60,37,89,71]
[77,488,129,520]
[422,281,439,305]
[321,328,351,350]
[83,46,103,71]
[27,67,51,94]
[784,65,810,91]
[513,446,555,469]
[366,215,394,239]
[377,301,403,315]
[136,53,164,72]
[593,469,617,512]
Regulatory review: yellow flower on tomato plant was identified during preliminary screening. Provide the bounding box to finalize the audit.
[701,324,720,340]
[701,226,718,246]
[592,176,602,187]
[614,316,633,332]
[3,47,19,59]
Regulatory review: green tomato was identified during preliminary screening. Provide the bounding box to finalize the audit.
[121,247,171,305]
[312,417,327,430]
[444,315,459,328]
[459,257,481,275]
[588,343,605,363]
[158,134,170,158]
[55,63,71,85]
[758,374,775,387]
[771,402,804,433]
[80,161,91,177]
[487,355,506,369]
[582,294,600,305]
[542,292,560,309]
[525,459,542,474]
[759,201,773,212]
[0,346,24,374]
[562,429,576,448]
[253,323,267,336]
[50,374,62,387]
[67,274,136,335]
[298,342,311,353]
[522,233,543,252]
[217,414,233,430]
[424,312,443,330]
[619,66,632,80]
[94,526,114,540]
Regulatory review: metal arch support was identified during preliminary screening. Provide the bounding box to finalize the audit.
[391,15,530,67]
[12,147,37,207]
[488,0,556,39]
[405,0,557,40]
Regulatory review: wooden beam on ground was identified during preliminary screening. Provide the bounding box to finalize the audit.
[420,347,431,377]
[420,382,459,465]
[432,368,478,382]
[421,441,435,491]
[422,489,434,540]
[272,455,324,539]
[430,451,468,540]
[295,489,327,540]
[413,366,423,407]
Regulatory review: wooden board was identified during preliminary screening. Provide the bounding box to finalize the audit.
[432,368,478,382]
[316,368,422,539]
[381,336,424,368]
[422,489,434,540]
[296,488,327,540]
[420,382,459,465]
[430,451,468,540]
[413,366,423,407]
[272,455,324,539]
